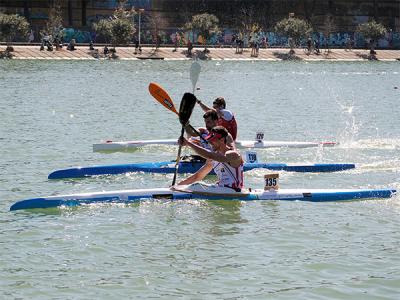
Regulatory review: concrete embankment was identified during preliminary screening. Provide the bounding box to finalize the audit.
[1,45,400,61]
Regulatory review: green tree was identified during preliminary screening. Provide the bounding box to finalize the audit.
[148,11,167,50]
[185,13,219,52]
[321,14,336,53]
[93,0,136,53]
[238,6,261,47]
[46,0,63,40]
[93,19,112,43]
[356,20,387,54]
[0,13,29,52]
[275,17,312,54]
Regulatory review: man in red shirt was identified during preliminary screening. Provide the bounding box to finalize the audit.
[196,97,238,140]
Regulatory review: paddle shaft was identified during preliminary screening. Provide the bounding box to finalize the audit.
[172,127,185,186]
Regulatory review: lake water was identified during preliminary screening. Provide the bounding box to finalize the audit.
[1,60,400,299]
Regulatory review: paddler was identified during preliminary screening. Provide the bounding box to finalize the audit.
[177,126,244,191]
[186,109,235,150]
[196,97,238,140]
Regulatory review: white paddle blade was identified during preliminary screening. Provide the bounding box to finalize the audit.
[190,61,201,93]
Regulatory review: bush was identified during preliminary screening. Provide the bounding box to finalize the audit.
[185,13,219,51]
[356,20,387,54]
[0,13,30,50]
[93,1,136,51]
[275,17,312,53]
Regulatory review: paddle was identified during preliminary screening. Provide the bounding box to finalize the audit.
[172,93,197,186]
[190,61,201,93]
[148,82,207,142]
[148,82,179,116]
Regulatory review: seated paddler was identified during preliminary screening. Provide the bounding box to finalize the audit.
[185,109,235,151]
[177,126,244,192]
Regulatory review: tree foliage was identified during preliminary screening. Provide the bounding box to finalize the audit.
[148,11,167,49]
[93,0,136,47]
[46,0,63,38]
[93,19,112,43]
[356,20,386,41]
[275,17,312,51]
[321,14,336,52]
[185,13,219,44]
[239,6,261,41]
[356,20,386,54]
[0,13,29,45]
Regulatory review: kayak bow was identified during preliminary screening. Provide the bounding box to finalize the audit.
[93,139,336,152]
[10,184,396,211]
[48,161,356,179]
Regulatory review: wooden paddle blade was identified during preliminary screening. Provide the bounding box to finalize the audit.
[148,82,179,115]
[179,93,197,126]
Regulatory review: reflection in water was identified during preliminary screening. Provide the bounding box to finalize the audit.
[206,200,247,236]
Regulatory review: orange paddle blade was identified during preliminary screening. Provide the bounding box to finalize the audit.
[148,82,178,115]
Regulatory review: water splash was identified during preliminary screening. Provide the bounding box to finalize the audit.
[334,94,362,147]
[338,138,400,150]
[358,158,400,173]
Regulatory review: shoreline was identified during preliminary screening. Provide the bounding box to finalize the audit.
[1,45,400,61]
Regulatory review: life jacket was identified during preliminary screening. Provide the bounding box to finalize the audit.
[217,109,238,140]
[212,160,244,191]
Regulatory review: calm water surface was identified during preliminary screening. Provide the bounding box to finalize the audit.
[1,60,400,299]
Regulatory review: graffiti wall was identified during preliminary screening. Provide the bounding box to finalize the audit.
[92,0,151,9]
[157,29,400,49]
[63,28,93,43]
[60,26,400,48]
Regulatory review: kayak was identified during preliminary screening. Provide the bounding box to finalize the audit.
[93,139,336,152]
[48,161,355,179]
[10,184,396,211]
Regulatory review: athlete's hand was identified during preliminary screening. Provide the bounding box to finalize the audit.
[178,136,188,146]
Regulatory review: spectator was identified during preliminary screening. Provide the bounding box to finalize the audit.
[306,38,312,53]
[173,32,179,52]
[231,34,237,48]
[103,45,109,56]
[256,35,260,56]
[187,39,193,56]
[134,38,139,54]
[314,39,320,53]
[28,30,34,43]
[67,39,76,51]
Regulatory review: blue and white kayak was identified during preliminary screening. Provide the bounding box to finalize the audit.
[93,139,336,152]
[48,161,355,179]
[10,184,396,211]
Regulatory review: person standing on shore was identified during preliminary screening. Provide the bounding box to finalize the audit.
[187,39,193,56]
[196,97,238,140]
[28,30,34,43]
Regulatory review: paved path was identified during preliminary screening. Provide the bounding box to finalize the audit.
[2,45,400,61]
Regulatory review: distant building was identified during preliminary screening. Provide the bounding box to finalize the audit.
[1,0,399,46]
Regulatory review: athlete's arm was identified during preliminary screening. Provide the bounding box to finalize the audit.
[226,133,235,149]
[177,160,213,185]
[196,99,212,112]
[180,138,241,166]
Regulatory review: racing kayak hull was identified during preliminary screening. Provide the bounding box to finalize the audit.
[48,161,355,179]
[93,139,336,152]
[10,186,396,211]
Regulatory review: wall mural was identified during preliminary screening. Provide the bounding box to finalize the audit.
[92,0,151,9]
[60,25,400,49]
